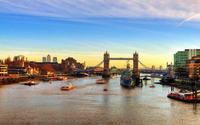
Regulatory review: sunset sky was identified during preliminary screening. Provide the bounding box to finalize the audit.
[0,0,200,68]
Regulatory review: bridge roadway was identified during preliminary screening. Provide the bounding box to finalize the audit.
[109,58,133,60]
[140,69,167,74]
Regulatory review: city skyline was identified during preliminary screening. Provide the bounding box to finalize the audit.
[0,0,200,67]
[1,2,200,124]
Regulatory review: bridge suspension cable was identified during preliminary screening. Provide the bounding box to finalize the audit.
[138,60,150,69]
[94,60,104,67]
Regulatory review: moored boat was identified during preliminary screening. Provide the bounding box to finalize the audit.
[57,76,68,81]
[72,73,89,78]
[23,81,39,86]
[120,64,135,88]
[143,76,151,80]
[120,78,134,88]
[167,90,200,103]
[40,77,51,82]
[149,84,155,88]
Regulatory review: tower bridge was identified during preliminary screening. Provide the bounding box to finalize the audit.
[102,51,139,78]
[86,51,167,77]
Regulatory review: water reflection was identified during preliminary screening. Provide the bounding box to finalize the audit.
[0,76,200,125]
[144,80,148,86]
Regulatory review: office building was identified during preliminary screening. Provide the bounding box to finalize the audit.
[187,55,200,79]
[53,57,57,63]
[47,54,51,62]
[159,65,163,70]
[42,57,47,62]
[12,55,25,67]
[0,64,8,76]
[174,49,200,69]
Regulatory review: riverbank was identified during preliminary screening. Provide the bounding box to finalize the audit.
[0,75,86,86]
[155,80,200,90]
[0,76,31,85]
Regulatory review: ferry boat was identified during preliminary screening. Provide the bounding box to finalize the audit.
[50,76,67,81]
[72,73,89,78]
[149,84,155,88]
[61,83,76,91]
[96,79,107,84]
[120,64,135,88]
[23,81,39,86]
[167,89,200,103]
[160,77,175,84]
[40,77,51,82]
[143,76,151,80]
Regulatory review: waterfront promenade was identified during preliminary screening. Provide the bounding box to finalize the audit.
[0,76,30,85]
[0,76,200,125]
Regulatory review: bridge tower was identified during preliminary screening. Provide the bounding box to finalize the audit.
[103,51,110,78]
[133,52,141,86]
[133,52,139,77]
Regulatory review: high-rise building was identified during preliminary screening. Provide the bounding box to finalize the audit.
[47,54,51,62]
[13,55,25,67]
[152,65,155,70]
[0,59,3,64]
[159,65,163,70]
[174,49,200,69]
[0,64,8,76]
[166,63,175,79]
[14,55,25,62]
[187,55,200,79]
[53,57,57,63]
[42,57,47,62]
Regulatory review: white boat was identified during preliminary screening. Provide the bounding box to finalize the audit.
[61,83,76,91]
[96,79,107,84]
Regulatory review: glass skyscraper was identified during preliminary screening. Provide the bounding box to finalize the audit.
[174,49,200,69]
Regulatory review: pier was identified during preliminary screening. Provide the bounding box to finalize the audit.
[0,76,30,85]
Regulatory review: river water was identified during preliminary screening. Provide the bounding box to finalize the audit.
[0,76,200,125]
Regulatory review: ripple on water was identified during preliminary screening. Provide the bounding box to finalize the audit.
[0,77,200,125]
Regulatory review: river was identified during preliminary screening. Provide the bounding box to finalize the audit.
[0,76,200,125]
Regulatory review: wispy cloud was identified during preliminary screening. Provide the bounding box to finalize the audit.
[178,13,200,26]
[0,0,200,24]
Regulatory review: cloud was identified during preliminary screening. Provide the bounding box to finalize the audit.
[0,0,200,24]
[177,13,200,26]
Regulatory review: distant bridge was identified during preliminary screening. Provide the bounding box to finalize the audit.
[74,51,167,76]
[140,69,167,74]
